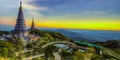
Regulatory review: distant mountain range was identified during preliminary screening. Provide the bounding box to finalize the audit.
[0,25,14,31]
[39,28,120,42]
[55,29,120,42]
[1,25,120,42]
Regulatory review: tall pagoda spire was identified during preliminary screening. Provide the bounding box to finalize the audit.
[20,1,22,11]
[14,1,26,37]
[30,17,35,30]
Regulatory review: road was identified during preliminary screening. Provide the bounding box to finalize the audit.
[42,41,77,48]
[23,54,44,60]
[53,53,61,60]
[103,48,120,60]
[23,52,61,60]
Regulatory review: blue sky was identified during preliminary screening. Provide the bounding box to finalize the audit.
[29,0,117,18]
[0,0,120,18]
[0,0,120,30]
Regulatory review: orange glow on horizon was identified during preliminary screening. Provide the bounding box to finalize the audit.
[1,18,120,31]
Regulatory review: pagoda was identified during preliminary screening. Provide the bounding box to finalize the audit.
[14,1,26,37]
[30,17,35,30]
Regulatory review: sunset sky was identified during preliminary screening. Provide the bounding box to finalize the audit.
[0,0,120,30]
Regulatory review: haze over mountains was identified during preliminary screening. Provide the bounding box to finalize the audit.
[0,25,120,42]
[54,29,120,42]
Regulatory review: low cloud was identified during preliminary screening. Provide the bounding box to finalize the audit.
[22,0,49,18]
[23,0,48,11]
[83,10,106,14]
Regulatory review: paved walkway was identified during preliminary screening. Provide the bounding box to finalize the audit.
[23,54,44,60]
[53,53,61,60]
[42,41,77,48]
[23,52,61,60]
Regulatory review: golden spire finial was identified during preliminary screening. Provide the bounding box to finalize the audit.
[20,0,22,4]
[19,0,22,11]
[32,17,34,24]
